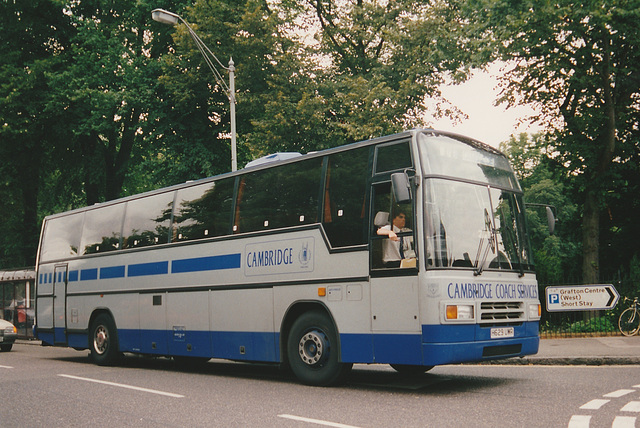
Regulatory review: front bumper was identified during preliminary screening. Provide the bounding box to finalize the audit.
[421,321,540,365]
[0,332,17,345]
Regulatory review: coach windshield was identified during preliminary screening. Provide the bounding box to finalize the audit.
[418,132,533,274]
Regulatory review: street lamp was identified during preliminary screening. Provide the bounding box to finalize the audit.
[152,8,238,172]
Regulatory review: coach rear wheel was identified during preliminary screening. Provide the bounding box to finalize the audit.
[287,311,352,386]
[89,313,120,366]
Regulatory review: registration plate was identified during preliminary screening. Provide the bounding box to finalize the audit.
[490,327,514,339]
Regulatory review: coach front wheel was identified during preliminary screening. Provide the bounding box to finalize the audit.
[287,311,352,386]
[89,313,121,366]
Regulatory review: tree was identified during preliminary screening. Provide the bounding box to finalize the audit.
[456,0,640,283]
[282,0,471,145]
[154,0,474,167]
[48,0,178,204]
[0,0,72,266]
[500,133,581,284]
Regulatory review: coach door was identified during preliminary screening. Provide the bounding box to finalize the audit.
[369,168,421,363]
[52,265,68,344]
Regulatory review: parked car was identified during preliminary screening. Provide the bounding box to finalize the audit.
[0,318,17,351]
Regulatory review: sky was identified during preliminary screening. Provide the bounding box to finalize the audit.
[427,65,543,149]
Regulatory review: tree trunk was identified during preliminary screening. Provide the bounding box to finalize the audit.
[17,143,40,266]
[580,43,616,286]
[81,132,102,206]
[582,188,600,284]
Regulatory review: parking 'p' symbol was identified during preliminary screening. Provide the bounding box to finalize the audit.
[549,294,559,304]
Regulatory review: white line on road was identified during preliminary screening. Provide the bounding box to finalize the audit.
[620,401,640,413]
[612,416,637,428]
[568,415,591,428]
[605,389,636,398]
[58,374,184,398]
[0,365,14,369]
[278,414,361,428]
[580,399,610,410]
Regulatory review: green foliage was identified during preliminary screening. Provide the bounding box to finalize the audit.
[500,133,582,284]
[540,308,626,334]
[0,0,637,279]
[459,0,640,283]
[541,314,617,334]
[245,0,472,158]
[569,316,617,334]
[0,0,73,266]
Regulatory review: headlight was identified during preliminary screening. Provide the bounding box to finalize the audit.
[529,303,541,320]
[446,304,475,321]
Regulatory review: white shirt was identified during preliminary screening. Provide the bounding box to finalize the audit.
[380,225,413,263]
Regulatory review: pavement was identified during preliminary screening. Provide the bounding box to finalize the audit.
[15,335,640,365]
[496,335,640,366]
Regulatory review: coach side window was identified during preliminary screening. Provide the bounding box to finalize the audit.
[322,147,370,247]
[122,192,174,249]
[375,141,412,173]
[80,203,125,255]
[234,158,323,233]
[173,178,234,241]
[39,213,84,262]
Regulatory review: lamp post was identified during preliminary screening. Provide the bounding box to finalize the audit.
[152,8,238,172]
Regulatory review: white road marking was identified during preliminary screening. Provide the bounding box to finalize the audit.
[605,390,636,398]
[580,399,610,410]
[571,385,640,427]
[58,374,184,398]
[612,416,637,428]
[568,415,591,428]
[0,365,14,369]
[278,414,361,428]
[620,401,640,413]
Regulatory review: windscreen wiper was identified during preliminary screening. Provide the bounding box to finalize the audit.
[498,205,525,278]
[474,208,496,276]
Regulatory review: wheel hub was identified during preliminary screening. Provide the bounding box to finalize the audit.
[298,330,328,366]
[94,326,108,354]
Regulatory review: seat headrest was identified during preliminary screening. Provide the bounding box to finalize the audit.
[374,211,389,227]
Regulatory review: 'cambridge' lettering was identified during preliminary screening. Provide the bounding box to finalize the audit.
[247,248,293,268]
[447,282,493,299]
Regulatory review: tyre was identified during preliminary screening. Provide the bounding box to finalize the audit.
[89,313,120,365]
[390,364,434,375]
[287,311,352,386]
[619,308,640,337]
[0,344,12,352]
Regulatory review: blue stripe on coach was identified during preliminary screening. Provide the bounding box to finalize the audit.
[128,261,169,277]
[100,265,126,279]
[80,268,98,281]
[171,253,242,274]
[41,252,242,283]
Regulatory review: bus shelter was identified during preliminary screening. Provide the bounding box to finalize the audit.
[1,268,35,339]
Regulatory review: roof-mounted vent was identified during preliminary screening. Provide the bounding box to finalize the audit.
[244,152,302,168]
